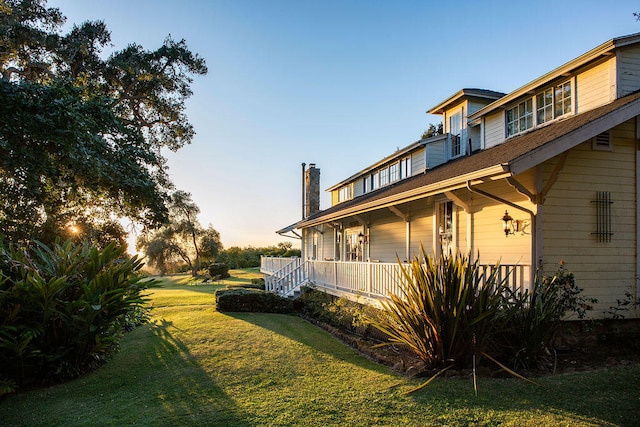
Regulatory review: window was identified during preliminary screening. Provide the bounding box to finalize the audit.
[506,99,533,137]
[401,156,411,179]
[450,113,462,157]
[312,231,318,260]
[372,172,379,190]
[536,89,553,124]
[344,227,364,262]
[555,81,572,117]
[379,167,389,187]
[436,200,455,256]
[389,163,399,182]
[338,185,351,202]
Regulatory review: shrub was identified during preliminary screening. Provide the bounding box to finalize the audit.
[215,288,293,313]
[371,249,516,369]
[297,287,382,337]
[0,240,154,394]
[502,263,597,370]
[208,263,230,279]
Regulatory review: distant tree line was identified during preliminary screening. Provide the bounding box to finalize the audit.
[216,243,301,269]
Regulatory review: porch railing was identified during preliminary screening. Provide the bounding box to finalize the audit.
[261,256,531,301]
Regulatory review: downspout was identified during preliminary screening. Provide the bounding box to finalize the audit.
[465,180,538,284]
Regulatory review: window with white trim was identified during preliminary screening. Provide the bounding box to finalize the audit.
[389,163,399,182]
[506,99,533,137]
[338,185,351,202]
[401,156,411,179]
[507,79,573,138]
[555,81,572,117]
[536,88,553,124]
[379,167,389,186]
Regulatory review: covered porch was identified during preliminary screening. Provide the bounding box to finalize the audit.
[261,256,531,305]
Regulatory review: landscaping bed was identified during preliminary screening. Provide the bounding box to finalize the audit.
[298,290,640,379]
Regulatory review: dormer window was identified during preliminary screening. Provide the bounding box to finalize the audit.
[379,167,389,186]
[536,89,553,124]
[506,99,533,137]
[389,163,399,182]
[554,81,572,117]
[507,79,573,138]
[338,185,352,202]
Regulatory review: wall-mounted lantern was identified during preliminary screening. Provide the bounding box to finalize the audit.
[357,232,367,245]
[501,210,523,237]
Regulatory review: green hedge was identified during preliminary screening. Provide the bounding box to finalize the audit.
[215,288,293,313]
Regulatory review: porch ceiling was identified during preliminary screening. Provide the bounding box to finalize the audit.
[284,90,640,230]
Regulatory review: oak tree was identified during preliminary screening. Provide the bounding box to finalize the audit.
[0,0,207,244]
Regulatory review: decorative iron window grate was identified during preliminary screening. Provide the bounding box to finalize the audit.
[591,191,613,242]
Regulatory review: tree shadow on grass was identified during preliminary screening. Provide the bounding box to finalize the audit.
[406,364,640,427]
[136,318,254,426]
[224,312,393,375]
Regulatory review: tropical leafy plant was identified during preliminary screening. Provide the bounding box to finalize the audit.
[0,240,154,394]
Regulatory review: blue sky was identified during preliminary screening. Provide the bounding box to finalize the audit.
[49,0,640,248]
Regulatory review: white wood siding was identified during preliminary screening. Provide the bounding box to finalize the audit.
[483,110,505,149]
[425,139,446,168]
[576,57,614,113]
[617,45,640,98]
[466,179,533,266]
[368,210,407,263]
[411,147,426,174]
[407,200,434,258]
[469,125,482,152]
[542,120,636,316]
[353,177,364,198]
[468,100,487,115]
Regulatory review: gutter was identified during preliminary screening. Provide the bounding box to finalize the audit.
[299,164,509,228]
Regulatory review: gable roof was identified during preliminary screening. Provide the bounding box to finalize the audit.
[469,32,640,121]
[291,90,640,229]
[428,88,506,115]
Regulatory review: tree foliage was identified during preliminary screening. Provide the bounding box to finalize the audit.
[420,122,443,140]
[136,191,222,276]
[0,0,207,244]
[216,242,301,269]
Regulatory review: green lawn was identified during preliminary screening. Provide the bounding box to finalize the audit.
[1,272,639,426]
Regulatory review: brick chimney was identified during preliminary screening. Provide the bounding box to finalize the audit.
[305,163,320,218]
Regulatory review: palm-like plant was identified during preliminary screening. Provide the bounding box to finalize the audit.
[373,249,515,369]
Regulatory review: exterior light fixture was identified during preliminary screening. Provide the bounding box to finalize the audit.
[501,210,523,237]
[358,232,365,245]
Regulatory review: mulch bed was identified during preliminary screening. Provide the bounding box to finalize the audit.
[303,315,640,379]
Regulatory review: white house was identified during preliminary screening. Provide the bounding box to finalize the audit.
[263,33,640,318]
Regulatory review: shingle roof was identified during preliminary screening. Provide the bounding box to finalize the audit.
[290,91,640,229]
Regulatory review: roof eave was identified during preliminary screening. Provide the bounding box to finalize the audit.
[509,94,640,175]
[468,35,637,121]
[302,164,509,228]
